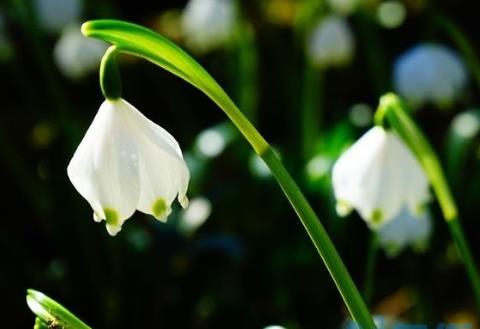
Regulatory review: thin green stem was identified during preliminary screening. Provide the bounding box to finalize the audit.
[261,148,376,328]
[301,64,323,161]
[375,93,480,310]
[363,234,379,306]
[100,46,122,100]
[83,19,376,328]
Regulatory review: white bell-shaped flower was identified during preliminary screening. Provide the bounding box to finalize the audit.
[378,206,432,257]
[54,23,108,79]
[306,15,354,68]
[393,44,467,108]
[67,98,190,236]
[332,126,430,228]
[181,0,236,53]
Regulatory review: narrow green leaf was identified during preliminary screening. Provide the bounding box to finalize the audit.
[26,289,91,329]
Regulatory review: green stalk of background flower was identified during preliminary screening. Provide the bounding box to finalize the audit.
[375,93,480,310]
[300,63,323,161]
[83,19,376,329]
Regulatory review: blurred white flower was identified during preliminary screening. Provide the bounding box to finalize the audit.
[306,16,354,68]
[181,0,236,53]
[326,0,359,16]
[378,206,432,257]
[451,110,480,138]
[67,98,190,236]
[54,23,108,79]
[194,122,236,158]
[34,0,82,33]
[377,1,406,29]
[178,196,212,235]
[393,44,468,108]
[332,126,430,229]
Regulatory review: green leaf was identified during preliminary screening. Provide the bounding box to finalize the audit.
[26,289,91,329]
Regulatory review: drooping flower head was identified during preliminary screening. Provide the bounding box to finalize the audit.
[393,44,468,108]
[332,126,430,229]
[306,15,355,69]
[68,99,189,235]
[181,0,236,53]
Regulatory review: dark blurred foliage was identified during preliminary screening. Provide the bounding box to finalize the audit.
[1,0,480,328]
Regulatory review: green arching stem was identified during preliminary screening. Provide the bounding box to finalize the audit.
[375,93,480,310]
[83,19,376,328]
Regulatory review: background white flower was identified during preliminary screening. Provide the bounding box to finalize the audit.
[181,0,236,53]
[306,15,355,68]
[54,23,108,79]
[34,0,82,34]
[378,206,432,257]
[393,43,468,108]
[67,99,190,236]
[332,126,430,228]
[326,0,359,16]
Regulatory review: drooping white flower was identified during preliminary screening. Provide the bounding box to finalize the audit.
[332,126,430,228]
[378,206,432,257]
[393,44,468,108]
[306,15,355,68]
[181,0,236,53]
[54,23,108,79]
[34,0,82,33]
[67,98,190,236]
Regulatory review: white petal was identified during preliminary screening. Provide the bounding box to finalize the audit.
[115,99,190,221]
[67,99,141,235]
[332,127,405,227]
[378,206,432,257]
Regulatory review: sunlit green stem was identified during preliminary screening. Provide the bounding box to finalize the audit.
[375,93,480,310]
[26,290,91,329]
[85,20,376,328]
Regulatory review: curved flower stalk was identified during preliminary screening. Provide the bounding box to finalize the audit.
[375,92,480,311]
[68,47,189,235]
[80,20,376,328]
[332,126,430,228]
[393,43,467,108]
